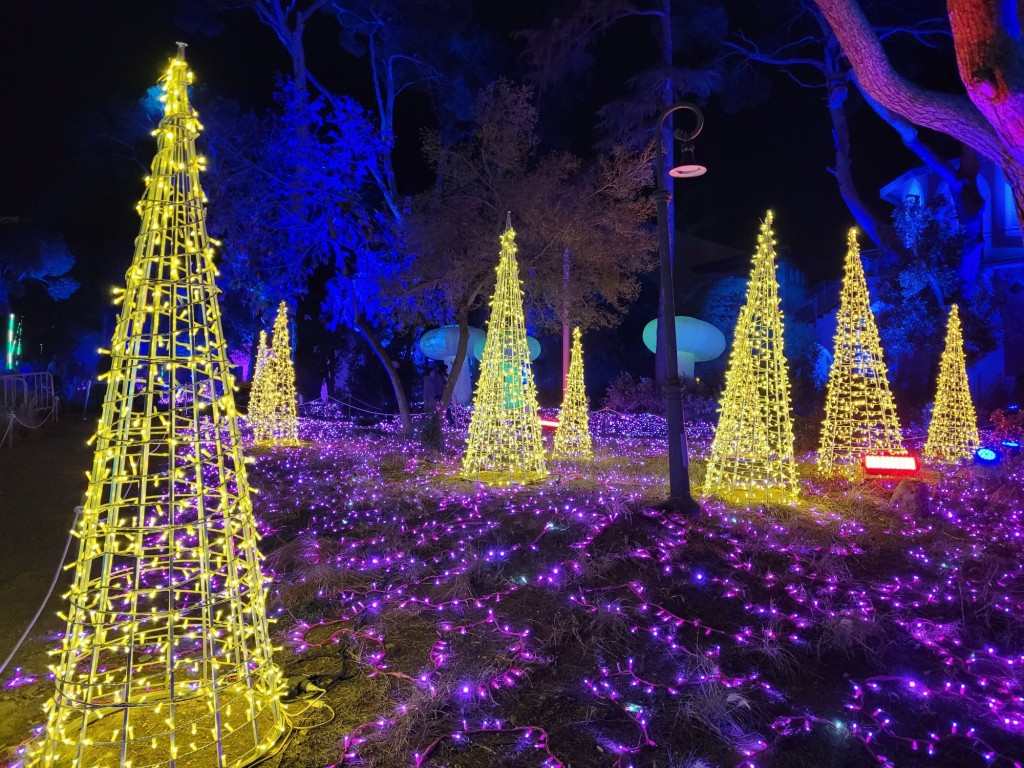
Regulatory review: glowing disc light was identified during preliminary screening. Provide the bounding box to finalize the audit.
[974,447,999,465]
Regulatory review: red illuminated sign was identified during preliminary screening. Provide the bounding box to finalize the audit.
[862,454,919,476]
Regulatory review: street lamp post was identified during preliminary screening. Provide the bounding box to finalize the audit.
[654,102,705,516]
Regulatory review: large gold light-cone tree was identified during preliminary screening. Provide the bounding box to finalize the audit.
[704,211,799,504]
[462,221,547,484]
[552,326,593,460]
[817,228,905,476]
[28,46,286,767]
[253,302,298,444]
[924,304,980,462]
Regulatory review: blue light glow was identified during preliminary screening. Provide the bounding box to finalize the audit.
[975,447,999,464]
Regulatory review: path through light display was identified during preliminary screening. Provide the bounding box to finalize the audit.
[924,304,980,462]
[461,221,546,484]
[552,326,593,460]
[28,46,286,767]
[818,229,905,476]
[703,211,798,504]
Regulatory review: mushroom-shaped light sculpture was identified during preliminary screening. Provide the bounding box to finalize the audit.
[472,334,541,362]
[643,316,726,378]
[419,325,486,404]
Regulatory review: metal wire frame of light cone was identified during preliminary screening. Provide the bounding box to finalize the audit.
[252,302,299,445]
[552,327,593,461]
[924,304,980,462]
[703,211,799,505]
[817,228,905,477]
[27,46,287,768]
[247,329,271,435]
[461,220,547,485]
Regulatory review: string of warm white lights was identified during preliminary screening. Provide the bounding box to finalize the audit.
[552,326,593,460]
[461,222,547,485]
[924,304,980,462]
[253,301,299,445]
[248,329,270,432]
[704,211,799,504]
[818,228,905,476]
[224,417,1024,768]
[26,46,287,767]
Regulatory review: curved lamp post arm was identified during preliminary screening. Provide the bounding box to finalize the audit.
[654,103,705,192]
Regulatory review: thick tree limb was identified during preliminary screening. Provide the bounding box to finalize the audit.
[812,0,1006,163]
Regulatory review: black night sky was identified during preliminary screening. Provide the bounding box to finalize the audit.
[0,0,957,369]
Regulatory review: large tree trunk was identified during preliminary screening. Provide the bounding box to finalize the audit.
[955,145,985,290]
[440,307,471,413]
[824,64,902,252]
[947,0,1024,235]
[354,315,413,438]
[813,0,1024,225]
[1005,163,1024,243]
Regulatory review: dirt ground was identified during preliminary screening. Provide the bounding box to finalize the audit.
[0,416,95,753]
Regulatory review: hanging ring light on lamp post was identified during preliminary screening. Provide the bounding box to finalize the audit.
[653,102,704,516]
[669,125,707,178]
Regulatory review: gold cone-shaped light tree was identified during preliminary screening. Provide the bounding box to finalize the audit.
[253,302,298,444]
[924,304,980,462]
[817,229,905,476]
[29,47,286,768]
[462,221,547,484]
[704,211,799,504]
[248,329,270,430]
[552,327,593,460]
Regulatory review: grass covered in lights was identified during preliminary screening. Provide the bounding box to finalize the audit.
[5,410,1021,767]
[221,409,1024,768]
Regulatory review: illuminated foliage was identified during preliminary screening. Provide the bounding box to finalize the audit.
[0,226,79,315]
[924,304,980,462]
[28,48,286,767]
[818,229,905,476]
[704,211,798,504]
[253,301,299,445]
[552,326,592,460]
[462,224,547,485]
[248,328,270,432]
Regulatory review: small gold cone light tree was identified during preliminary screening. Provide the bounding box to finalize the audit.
[924,304,980,462]
[29,46,286,767]
[462,220,547,484]
[247,329,270,432]
[818,228,906,476]
[704,211,799,504]
[253,302,299,444]
[552,326,593,460]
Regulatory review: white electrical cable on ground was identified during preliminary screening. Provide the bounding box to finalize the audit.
[0,415,14,448]
[0,505,82,677]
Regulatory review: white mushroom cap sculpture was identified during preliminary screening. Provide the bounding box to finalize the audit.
[642,316,726,378]
[419,325,486,404]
